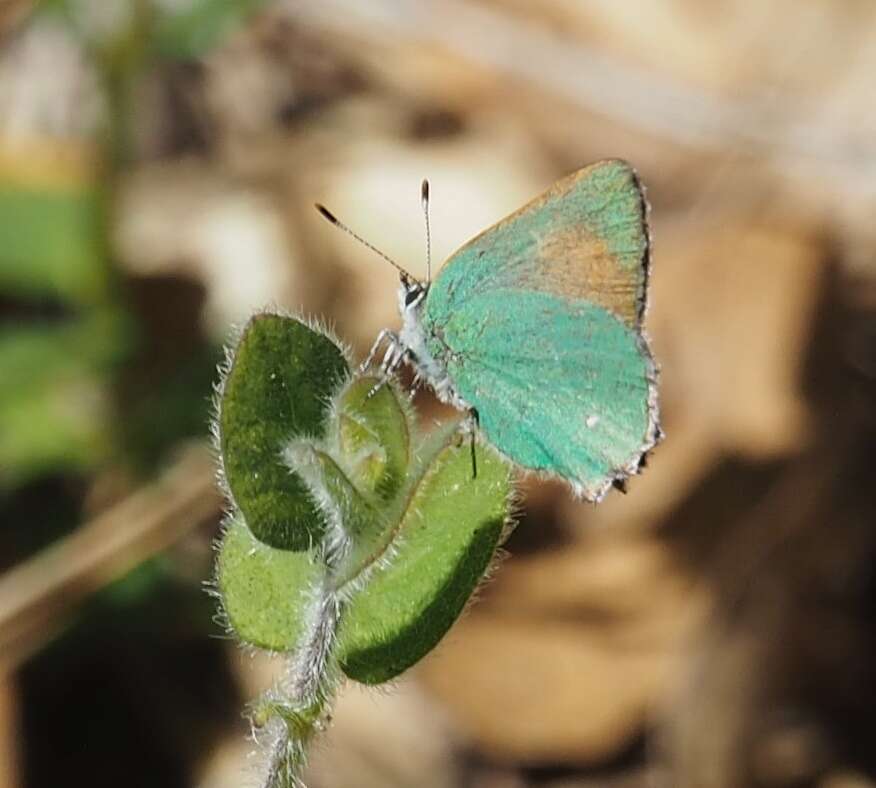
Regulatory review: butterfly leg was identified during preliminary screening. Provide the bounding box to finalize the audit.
[468,408,480,480]
[379,337,404,376]
[365,331,407,399]
[360,328,397,373]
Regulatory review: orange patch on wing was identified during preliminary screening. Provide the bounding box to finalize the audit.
[535,225,642,328]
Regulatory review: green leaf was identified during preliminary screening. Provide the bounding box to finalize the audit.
[334,376,411,500]
[337,431,512,685]
[218,313,350,550]
[284,440,380,556]
[217,515,323,651]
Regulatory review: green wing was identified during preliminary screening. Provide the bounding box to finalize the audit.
[422,160,658,498]
[426,159,650,331]
[438,288,656,500]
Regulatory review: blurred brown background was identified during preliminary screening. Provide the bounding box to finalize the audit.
[1,2,875,787]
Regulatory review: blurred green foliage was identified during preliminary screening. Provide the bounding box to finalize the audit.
[0,168,124,491]
[152,0,271,60]
[0,312,127,490]
[0,0,269,495]
[0,183,107,303]
[0,0,265,573]
[38,0,270,59]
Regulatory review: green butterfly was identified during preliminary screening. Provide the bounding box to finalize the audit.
[320,159,661,501]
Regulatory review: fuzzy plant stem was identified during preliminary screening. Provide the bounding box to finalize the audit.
[256,587,343,788]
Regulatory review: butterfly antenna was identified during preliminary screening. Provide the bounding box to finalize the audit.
[315,204,420,284]
[421,178,431,283]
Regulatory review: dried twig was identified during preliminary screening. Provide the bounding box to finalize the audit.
[0,443,222,674]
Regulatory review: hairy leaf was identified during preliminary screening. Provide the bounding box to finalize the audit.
[217,515,322,651]
[333,376,411,500]
[338,431,512,684]
[219,314,349,549]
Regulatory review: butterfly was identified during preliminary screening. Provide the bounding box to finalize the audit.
[317,159,661,501]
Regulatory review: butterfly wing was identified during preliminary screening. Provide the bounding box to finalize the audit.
[422,159,659,499]
[440,288,655,499]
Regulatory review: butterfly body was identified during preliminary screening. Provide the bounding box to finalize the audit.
[383,159,660,501]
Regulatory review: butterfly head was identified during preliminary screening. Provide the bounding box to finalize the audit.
[396,271,459,406]
[398,274,428,316]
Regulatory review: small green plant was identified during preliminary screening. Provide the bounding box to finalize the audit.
[213,311,514,787]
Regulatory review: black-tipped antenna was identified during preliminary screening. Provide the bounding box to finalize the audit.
[421,179,431,283]
[315,203,420,284]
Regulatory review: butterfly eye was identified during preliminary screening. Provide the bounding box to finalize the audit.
[404,287,423,307]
